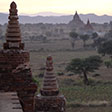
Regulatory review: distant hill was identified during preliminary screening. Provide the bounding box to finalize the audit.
[0,12,112,24]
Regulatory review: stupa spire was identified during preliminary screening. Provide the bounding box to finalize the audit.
[73,11,80,20]
[40,56,59,96]
[68,11,84,28]
[85,19,93,30]
[4,1,24,49]
[87,19,90,25]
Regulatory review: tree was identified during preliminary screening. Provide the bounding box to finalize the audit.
[98,40,112,57]
[66,56,102,85]
[92,32,98,40]
[69,32,78,49]
[80,34,89,47]
[92,32,98,45]
[93,37,106,49]
[104,30,112,39]
[104,60,112,68]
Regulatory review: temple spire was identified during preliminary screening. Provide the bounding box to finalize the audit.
[4,1,24,49]
[73,11,80,20]
[87,19,90,25]
[85,19,93,30]
[40,56,59,96]
[68,11,84,28]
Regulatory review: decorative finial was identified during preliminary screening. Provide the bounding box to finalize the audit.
[46,55,53,71]
[75,11,77,14]
[9,1,18,16]
[10,1,17,9]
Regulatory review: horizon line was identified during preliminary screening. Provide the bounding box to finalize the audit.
[0,11,112,17]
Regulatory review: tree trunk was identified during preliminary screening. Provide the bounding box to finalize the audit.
[71,41,75,49]
[83,71,89,85]
[83,41,86,48]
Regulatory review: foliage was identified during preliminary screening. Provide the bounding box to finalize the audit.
[32,76,40,85]
[93,37,106,48]
[69,32,78,39]
[66,55,102,85]
[57,72,65,76]
[104,30,112,38]
[69,32,79,49]
[92,32,98,40]
[66,55,102,74]
[104,60,112,68]
[98,40,112,56]
[80,34,89,47]
[60,80,112,104]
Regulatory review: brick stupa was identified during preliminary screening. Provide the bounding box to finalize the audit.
[4,1,24,49]
[0,2,37,112]
[35,56,66,112]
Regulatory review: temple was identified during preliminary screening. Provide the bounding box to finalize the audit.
[85,19,93,31]
[0,2,37,112]
[35,56,66,112]
[68,11,85,29]
[84,19,94,34]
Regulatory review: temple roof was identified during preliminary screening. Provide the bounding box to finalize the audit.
[68,11,84,28]
[85,19,93,30]
[73,11,81,21]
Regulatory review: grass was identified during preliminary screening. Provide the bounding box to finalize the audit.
[67,107,112,112]
[59,78,112,112]
[61,83,112,103]
[59,78,112,102]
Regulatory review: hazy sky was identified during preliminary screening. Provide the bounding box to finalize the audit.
[0,0,112,16]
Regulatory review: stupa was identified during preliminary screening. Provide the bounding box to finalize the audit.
[35,56,66,112]
[0,2,37,112]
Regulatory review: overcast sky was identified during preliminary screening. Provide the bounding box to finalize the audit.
[0,0,112,16]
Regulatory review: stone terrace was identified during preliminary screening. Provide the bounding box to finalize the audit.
[0,92,23,112]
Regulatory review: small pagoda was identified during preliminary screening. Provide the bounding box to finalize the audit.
[85,19,93,31]
[35,56,66,112]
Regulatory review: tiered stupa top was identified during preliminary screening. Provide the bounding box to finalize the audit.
[4,1,24,49]
[40,56,59,96]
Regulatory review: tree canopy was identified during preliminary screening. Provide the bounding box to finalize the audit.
[92,32,98,40]
[66,55,102,85]
[69,32,78,40]
[80,34,89,47]
[98,40,112,56]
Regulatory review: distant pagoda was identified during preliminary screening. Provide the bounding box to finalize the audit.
[35,56,66,112]
[85,19,93,31]
[68,11,84,28]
